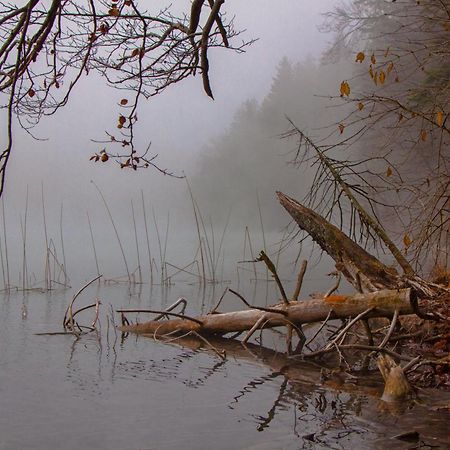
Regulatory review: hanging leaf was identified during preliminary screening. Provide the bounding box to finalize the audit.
[387,61,394,75]
[369,65,374,79]
[395,76,399,82]
[420,130,427,141]
[120,99,128,105]
[371,54,376,64]
[109,6,120,17]
[384,47,390,58]
[101,153,109,162]
[340,81,350,97]
[338,123,345,134]
[355,52,365,63]
[403,234,412,247]
[386,166,393,177]
[373,71,378,85]
[27,88,35,97]
[379,70,386,84]
[436,110,444,127]
[118,115,126,125]
[358,102,364,111]
[131,48,140,57]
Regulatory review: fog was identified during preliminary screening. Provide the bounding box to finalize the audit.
[1,1,342,286]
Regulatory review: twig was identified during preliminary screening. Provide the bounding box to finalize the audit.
[305,310,332,347]
[116,308,204,325]
[378,309,399,349]
[63,274,102,329]
[324,273,341,298]
[326,307,375,349]
[242,314,268,344]
[191,331,227,360]
[292,260,307,301]
[256,250,289,305]
[210,287,228,314]
[228,288,288,316]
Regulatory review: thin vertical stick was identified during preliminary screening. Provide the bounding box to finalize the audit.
[162,212,170,283]
[0,224,5,290]
[140,190,153,285]
[2,198,10,290]
[59,203,69,287]
[92,181,130,283]
[214,208,231,277]
[292,260,308,301]
[186,177,206,284]
[131,200,142,284]
[152,207,164,284]
[256,192,267,252]
[245,226,257,281]
[22,186,29,290]
[41,183,50,290]
[87,212,101,280]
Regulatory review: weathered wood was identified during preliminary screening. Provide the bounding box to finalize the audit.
[120,288,414,335]
[277,191,402,292]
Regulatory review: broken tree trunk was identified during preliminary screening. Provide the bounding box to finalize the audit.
[120,288,414,336]
[277,191,402,292]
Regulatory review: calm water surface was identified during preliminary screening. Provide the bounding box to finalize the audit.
[0,282,449,450]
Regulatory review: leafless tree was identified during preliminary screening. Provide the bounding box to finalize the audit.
[286,0,450,273]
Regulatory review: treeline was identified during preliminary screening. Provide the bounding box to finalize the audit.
[190,56,348,230]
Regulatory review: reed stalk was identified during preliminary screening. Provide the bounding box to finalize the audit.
[92,181,131,283]
[140,190,153,285]
[131,200,142,284]
[86,212,101,280]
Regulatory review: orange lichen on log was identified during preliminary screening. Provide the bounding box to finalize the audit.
[325,295,348,303]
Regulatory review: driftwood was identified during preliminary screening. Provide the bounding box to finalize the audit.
[277,191,400,292]
[120,288,414,336]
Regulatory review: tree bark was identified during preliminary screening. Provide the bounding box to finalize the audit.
[120,288,414,336]
[277,191,401,292]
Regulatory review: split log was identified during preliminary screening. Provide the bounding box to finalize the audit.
[120,288,414,336]
[277,191,401,292]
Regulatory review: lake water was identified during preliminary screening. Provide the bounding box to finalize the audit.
[0,279,449,450]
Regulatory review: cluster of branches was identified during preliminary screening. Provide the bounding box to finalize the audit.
[0,0,250,195]
[286,0,450,273]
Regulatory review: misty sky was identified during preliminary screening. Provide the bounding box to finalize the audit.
[6,1,338,198]
[1,1,340,282]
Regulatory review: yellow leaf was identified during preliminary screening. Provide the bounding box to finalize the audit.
[420,130,427,141]
[387,62,394,75]
[355,52,365,63]
[371,54,376,64]
[386,166,393,177]
[340,81,350,97]
[379,70,386,84]
[403,234,412,247]
[436,110,444,127]
[358,102,364,111]
[338,123,345,134]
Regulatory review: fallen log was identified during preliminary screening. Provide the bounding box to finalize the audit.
[120,288,414,336]
[277,191,401,292]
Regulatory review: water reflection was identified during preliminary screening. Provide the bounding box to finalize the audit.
[0,284,449,450]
